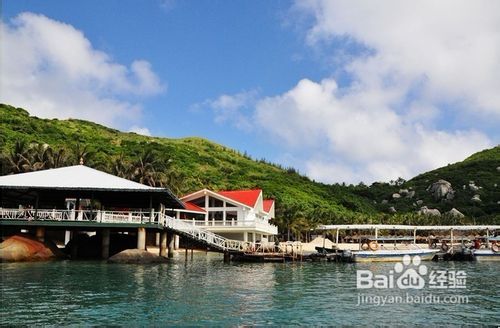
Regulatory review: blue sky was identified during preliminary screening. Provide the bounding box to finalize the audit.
[2,1,499,183]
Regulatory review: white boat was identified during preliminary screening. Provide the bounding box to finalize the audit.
[472,237,500,261]
[472,249,500,261]
[352,248,439,263]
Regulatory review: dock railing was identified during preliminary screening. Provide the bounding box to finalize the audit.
[0,208,269,253]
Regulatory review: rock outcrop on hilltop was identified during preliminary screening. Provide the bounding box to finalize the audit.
[418,206,441,217]
[446,208,465,219]
[427,180,455,201]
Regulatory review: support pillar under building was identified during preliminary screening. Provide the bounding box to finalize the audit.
[101,229,110,259]
[160,231,167,257]
[137,227,146,250]
[167,231,175,258]
[35,226,45,242]
[174,234,180,250]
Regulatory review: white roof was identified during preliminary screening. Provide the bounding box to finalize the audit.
[0,165,160,191]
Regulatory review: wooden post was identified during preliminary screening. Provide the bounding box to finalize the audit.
[101,229,110,259]
[137,227,146,250]
[160,230,167,257]
[185,244,188,261]
[149,195,153,223]
[34,192,39,220]
[191,247,194,260]
[223,251,230,263]
[167,231,174,258]
[322,231,326,249]
[35,226,45,242]
[335,229,339,246]
[413,228,417,244]
[486,229,490,248]
[450,229,454,254]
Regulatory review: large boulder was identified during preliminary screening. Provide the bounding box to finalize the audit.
[406,190,416,199]
[418,206,441,217]
[427,180,454,201]
[447,208,465,219]
[108,249,167,264]
[471,194,482,203]
[0,235,57,262]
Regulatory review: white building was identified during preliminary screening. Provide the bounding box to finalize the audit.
[175,188,278,242]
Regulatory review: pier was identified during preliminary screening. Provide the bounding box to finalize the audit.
[0,165,293,261]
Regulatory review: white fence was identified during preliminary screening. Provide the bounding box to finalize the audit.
[0,208,259,252]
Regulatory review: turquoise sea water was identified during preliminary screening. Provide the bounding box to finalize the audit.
[1,253,498,326]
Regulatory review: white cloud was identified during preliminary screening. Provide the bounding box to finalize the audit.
[241,1,499,184]
[0,12,164,129]
[129,126,152,136]
[200,90,258,131]
[296,0,500,118]
[255,79,492,183]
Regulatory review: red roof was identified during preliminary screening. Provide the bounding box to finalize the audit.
[263,199,274,213]
[218,189,262,207]
[183,201,206,213]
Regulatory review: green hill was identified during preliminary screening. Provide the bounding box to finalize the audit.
[1,103,498,232]
[0,104,380,235]
[362,146,500,223]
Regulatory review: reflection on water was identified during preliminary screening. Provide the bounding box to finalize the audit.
[0,253,498,325]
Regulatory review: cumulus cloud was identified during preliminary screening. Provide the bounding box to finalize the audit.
[199,89,259,131]
[255,79,491,183]
[0,12,164,129]
[129,126,152,136]
[210,1,499,183]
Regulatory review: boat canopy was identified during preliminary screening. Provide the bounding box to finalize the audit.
[317,224,500,231]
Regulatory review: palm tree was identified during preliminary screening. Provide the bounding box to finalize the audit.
[112,153,132,179]
[131,149,166,187]
[28,143,53,171]
[50,147,69,168]
[6,140,31,173]
[70,143,94,165]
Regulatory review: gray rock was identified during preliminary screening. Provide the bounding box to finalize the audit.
[469,183,479,192]
[416,200,423,206]
[497,166,500,172]
[427,180,454,201]
[399,189,409,196]
[406,190,416,199]
[494,183,497,188]
[447,208,465,219]
[388,206,397,214]
[392,193,401,199]
[381,199,388,204]
[108,249,167,264]
[418,206,441,217]
[445,190,455,201]
[471,194,482,203]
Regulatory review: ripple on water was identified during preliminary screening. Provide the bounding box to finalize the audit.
[1,255,499,325]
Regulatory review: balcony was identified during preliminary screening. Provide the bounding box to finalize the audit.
[180,218,278,234]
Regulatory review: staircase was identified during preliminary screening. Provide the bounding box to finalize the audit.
[161,214,246,253]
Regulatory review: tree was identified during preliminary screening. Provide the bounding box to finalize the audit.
[5,140,31,173]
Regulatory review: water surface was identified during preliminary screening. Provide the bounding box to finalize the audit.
[1,253,498,325]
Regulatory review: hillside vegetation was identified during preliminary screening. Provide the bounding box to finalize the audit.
[1,104,498,236]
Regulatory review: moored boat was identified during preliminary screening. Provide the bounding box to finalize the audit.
[352,248,440,263]
[472,236,500,261]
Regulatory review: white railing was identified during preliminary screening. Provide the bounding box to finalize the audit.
[0,208,268,253]
[0,208,162,224]
[180,219,278,234]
